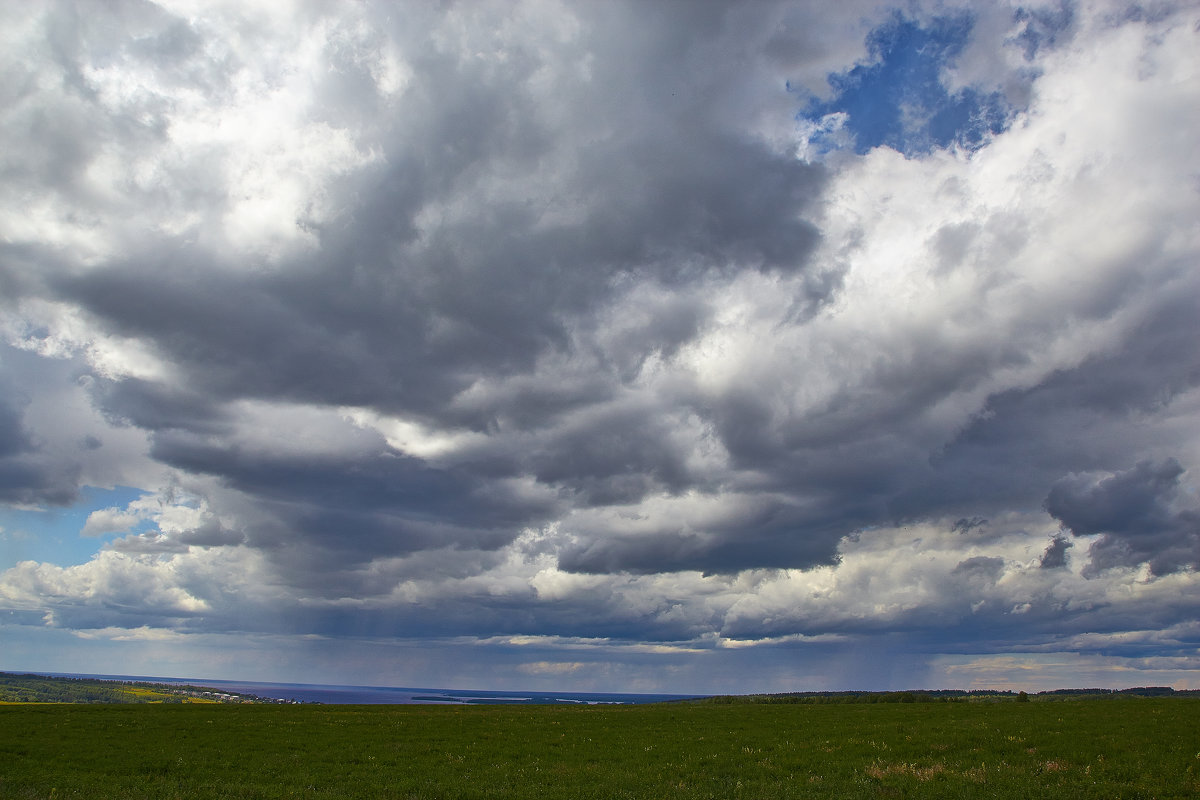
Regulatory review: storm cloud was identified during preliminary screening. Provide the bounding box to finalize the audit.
[1047,459,1200,576]
[1,0,1199,692]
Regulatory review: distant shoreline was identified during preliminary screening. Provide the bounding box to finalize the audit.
[3,670,1196,705]
[0,670,704,705]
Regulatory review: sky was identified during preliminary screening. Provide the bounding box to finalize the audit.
[1,0,1198,695]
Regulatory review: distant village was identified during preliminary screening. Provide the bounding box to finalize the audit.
[168,686,306,704]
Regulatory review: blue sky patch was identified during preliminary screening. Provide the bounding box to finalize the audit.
[799,13,1013,157]
[0,485,150,570]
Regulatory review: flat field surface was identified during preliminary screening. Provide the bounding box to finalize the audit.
[1,699,1197,798]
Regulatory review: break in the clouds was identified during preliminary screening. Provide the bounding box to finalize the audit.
[1,0,1199,693]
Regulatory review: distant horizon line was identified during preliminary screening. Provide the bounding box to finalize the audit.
[2,669,706,698]
[4,668,1194,698]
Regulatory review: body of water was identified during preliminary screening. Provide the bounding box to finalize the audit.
[41,672,703,705]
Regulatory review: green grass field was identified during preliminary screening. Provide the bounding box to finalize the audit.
[1,699,1197,798]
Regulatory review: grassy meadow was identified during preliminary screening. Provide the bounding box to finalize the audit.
[1,699,1197,798]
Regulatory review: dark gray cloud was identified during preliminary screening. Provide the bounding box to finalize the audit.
[0,460,81,508]
[0,393,31,460]
[890,289,1200,527]
[1047,459,1200,576]
[146,431,560,573]
[952,517,988,534]
[16,0,832,492]
[1039,535,1072,569]
[0,362,83,507]
[110,519,244,553]
[11,0,838,582]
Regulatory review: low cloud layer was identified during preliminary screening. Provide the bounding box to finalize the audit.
[2,0,1199,692]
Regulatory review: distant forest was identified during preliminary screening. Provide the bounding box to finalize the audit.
[695,687,1200,704]
[0,672,146,703]
[0,672,281,704]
